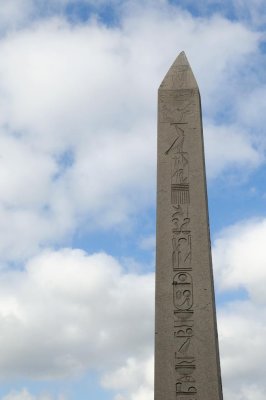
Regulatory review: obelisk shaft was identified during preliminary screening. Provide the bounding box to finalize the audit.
[155,52,223,400]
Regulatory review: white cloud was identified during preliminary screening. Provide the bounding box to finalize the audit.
[102,356,154,400]
[213,218,266,301]
[0,0,34,32]
[236,84,266,137]
[0,248,154,379]
[1,389,65,400]
[230,0,266,26]
[217,300,266,400]
[212,217,266,399]
[0,245,154,399]
[204,122,262,179]
[224,384,266,400]
[0,17,158,260]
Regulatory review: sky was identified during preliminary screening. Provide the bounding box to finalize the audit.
[0,0,265,399]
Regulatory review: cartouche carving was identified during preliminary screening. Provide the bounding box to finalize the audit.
[173,272,193,310]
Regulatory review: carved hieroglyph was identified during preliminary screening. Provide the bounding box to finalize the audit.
[155,52,223,400]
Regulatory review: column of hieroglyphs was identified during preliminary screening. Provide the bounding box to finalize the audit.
[154,52,223,400]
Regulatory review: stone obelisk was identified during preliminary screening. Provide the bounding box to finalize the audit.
[155,52,223,400]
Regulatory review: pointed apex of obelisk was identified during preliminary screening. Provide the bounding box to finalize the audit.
[159,51,198,90]
[174,50,189,66]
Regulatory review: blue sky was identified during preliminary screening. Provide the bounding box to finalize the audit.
[0,1,265,399]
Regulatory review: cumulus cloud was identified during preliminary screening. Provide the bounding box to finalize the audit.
[236,84,266,138]
[213,217,266,299]
[0,248,154,379]
[102,356,154,400]
[204,122,262,178]
[0,17,158,260]
[218,301,266,396]
[212,218,266,399]
[0,245,155,400]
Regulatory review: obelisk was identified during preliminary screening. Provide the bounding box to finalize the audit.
[154,52,223,400]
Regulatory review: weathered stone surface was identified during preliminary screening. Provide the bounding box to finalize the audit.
[154,52,223,400]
